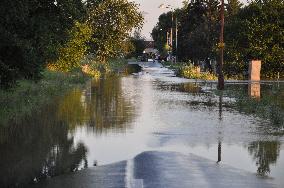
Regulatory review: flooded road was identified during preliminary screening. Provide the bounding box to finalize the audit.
[0,64,283,187]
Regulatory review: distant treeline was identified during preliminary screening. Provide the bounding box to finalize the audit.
[152,0,284,78]
[0,0,143,88]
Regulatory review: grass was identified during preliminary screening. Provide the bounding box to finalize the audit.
[222,85,284,130]
[108,58,128,72]
[176,64,218,81]
[0,70,89,126]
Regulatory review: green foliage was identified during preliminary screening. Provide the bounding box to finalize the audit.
[225,0,284,78]
[0,70,88,126]
[224,84,284,128]
[53,21,93,72]
[87,0,144,63]
[153,0,283,79]
[151,11,173,54]
[0,0,144,86]
[152,0,220,62]
[177,64,218,80]
[127,30,146,58]
[108,58,128,72]
[0,0,86,88]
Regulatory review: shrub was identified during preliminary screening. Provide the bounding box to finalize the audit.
[177,64,217,80]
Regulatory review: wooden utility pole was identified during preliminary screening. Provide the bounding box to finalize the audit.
[218,0,225,90]
[167,31,169,46]
[175,17,178,62]
[170,11,174,49]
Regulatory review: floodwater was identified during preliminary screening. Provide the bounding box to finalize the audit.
[0,65,283,187]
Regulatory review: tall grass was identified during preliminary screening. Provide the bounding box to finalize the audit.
[176,64,217,80]
[0,70,88,126]
[223,84,284,130]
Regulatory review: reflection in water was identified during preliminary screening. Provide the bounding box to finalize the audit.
[57,77,135,133]
[86,77,135,133]
[248,141,281,176]
[217,92,223,163]
[218,92,223,121]
[217,142,222,163]
[157,81,283,178]
[1,71,284,187]
[226,83,284,127]
[156,82,203,94]
[0,76,135,187]
[0,104,88,188]
[248,82,261,99]
[57,88,89,130]
[179,83,202,93]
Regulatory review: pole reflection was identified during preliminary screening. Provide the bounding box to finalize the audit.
[217,92,223,163]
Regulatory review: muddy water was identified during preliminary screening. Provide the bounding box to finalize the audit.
[0,66,283,187]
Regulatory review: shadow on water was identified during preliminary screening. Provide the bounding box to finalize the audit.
[0,76,136,187]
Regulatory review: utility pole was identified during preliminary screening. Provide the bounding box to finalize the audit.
[167,31,169,46]
[175,17,178,63]
[159,4,178,62]
[170,11,173,57]
[218,0,225,90]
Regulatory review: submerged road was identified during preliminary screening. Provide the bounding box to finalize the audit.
[35,151,275,188]
[30,62,277,188]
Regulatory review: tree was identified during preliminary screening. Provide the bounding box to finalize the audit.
[51,21,93,72]
[226,0,242,17]
[127,30,146,58]
[225,0,284,77]
[86,0,144,63]
[0,0,87,88]
[152,12,173,54]
[153,0,283,78]
[175,0,219,63]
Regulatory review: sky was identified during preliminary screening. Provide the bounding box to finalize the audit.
[133,0,184,40]
[133,0,248,40]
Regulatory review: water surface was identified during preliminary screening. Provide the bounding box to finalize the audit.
[0,67,283,187]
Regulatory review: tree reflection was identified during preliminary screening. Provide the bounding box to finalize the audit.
[0,104,88,188]
[57,88,89,130]
[56,76,135,134]
[248,141,280,176]
[0,76,135,187]
[179,83,202,93]
[85,77,135,133]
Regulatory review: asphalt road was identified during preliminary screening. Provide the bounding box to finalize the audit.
[34,151,275,188]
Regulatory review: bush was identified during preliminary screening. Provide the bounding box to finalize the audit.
[177,64,217,80]
[0,70,88,126]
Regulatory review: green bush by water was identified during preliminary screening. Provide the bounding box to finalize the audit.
[0,70,88,126]
[223,84,284,130]
[176,64,217,81]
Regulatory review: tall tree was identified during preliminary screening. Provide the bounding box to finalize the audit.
[0,0,87,87]
[224,0,284,77]
[127,30,146,58]
[86,0,144,63]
